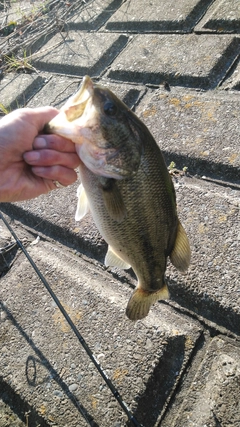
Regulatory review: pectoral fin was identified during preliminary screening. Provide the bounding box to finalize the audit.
[126,284,169,321]
[105,246,131,270]
[101,179,126,223]
[75,183,89,221]
[170,220,191,273]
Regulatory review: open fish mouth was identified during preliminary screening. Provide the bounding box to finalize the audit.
[44,75,94,137]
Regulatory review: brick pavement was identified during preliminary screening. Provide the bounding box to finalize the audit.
[0,1,240,426]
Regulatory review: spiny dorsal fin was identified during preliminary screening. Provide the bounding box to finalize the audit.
[75,183,89,221]
[105,245,131,270]
[101,179,126,223]
[126,284,169,321]
[170,220,191,273]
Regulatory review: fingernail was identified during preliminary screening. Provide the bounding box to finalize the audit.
[24,151,40,162]
[34,137,47,148]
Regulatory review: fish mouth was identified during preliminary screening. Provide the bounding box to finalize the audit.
[45,75,94,137]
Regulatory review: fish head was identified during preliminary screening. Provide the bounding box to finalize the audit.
[45,76,143,179]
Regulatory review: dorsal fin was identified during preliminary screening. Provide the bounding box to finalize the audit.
[105,245,131,270]
[75,183,89,221]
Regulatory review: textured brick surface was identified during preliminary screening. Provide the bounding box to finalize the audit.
[0,239,202,427]
[0,73,45,113]
[162,336,240,427]
[195,0,240,33]
[32,31,128,76]
[136,87,240,181]
[105,0,213,33]
[108,34,240,89]
[70,0,124,31]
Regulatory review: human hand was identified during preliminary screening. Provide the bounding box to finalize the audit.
[0,107,80,202]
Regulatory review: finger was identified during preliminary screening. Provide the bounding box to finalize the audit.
[33,134,77,153]
[24,149,80,169]
[32,165,78,186]
[27,107,60,132]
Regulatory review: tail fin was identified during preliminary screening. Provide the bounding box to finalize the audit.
[170,220,191,273]
[126,284,169,321]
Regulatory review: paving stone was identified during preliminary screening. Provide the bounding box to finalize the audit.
[163,336,240,427]
[0,239,202,426]
[0,0,46,28]
[108,34,240,89]
[136,86,240,183]
[195,0,240,33]
[221,58,240,90]
[31,31,128,76]
[104,0,212,33]
[26,74,82,109]
[70,0,124,31]
[0,73,45,113]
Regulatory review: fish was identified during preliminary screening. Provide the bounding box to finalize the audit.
[45,75,191,321]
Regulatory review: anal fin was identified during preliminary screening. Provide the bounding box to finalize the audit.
[126,284,169,321]
[170,220,191,273]
[75,183,89,221]
[105,245,131,270]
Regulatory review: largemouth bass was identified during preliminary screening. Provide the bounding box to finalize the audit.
[45,76,191,320]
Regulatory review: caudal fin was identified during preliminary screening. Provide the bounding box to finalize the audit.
[170,220,191,273]
[126,284,169,321]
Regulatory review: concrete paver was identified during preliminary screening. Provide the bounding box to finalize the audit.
[70,0,124,31]
[195,0,240,33]
[0,73,45,113]
[108,34,240,89]
[0,236,202,426]
[32,31,128,76]
[162,336,240,427]
[222,60,240,90]
[136,87,240,182]
[104,0,213,33]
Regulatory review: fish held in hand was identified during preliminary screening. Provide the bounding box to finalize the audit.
[46,76,191,321]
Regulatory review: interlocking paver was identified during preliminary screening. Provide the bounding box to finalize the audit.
[108,34,240,89]
[70,0,124,31]
[0,238,202,426]
[104,0,213,33]
[221,59,240,90]
[0,73,45,113]
[136,87,240,181]
[31,31,128,76]
[195,0,240,33]
[162,336,240,427]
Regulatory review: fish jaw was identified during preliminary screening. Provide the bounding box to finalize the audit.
[44,75,95,141]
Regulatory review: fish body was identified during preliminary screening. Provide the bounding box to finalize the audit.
[46,76,191,320]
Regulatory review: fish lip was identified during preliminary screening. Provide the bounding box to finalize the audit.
[46,75,94,132]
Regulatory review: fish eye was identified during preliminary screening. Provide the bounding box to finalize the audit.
[103,101,118,117]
